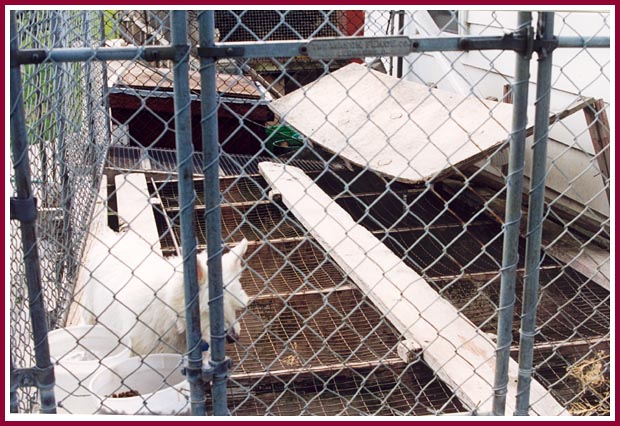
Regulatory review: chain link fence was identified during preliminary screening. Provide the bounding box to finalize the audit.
[10,10,110,413]
[9,9,610,416]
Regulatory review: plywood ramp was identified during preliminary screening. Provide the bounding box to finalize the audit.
[259,161,568,416]
[269,63,530,184]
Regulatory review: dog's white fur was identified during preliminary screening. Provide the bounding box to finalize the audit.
[82,227,249,356]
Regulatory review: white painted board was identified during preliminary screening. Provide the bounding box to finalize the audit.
[115,173,162,253]
[259,161,569,416]
[269,63,525,183]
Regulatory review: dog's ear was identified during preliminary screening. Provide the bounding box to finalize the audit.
[195,251,209,284]
[175,317,185,334]
[230,238,248,266]
[196,261,205,283]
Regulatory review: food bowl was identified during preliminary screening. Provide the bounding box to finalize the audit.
[88,353,190,415]
[49,325,131,414]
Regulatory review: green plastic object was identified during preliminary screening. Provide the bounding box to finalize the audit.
[265,125,304,155]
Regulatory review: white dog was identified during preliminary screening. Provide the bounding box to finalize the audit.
[82,227,249,356]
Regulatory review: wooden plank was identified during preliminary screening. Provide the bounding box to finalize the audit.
[462,165,609,239]
[583,99,611,202]
[259,161,568,416]
[397,339,423,363]
[230,357,404,387]
[270,63,525,184]
[270,64,597,185]
[231,357,404,383]
[115,173,162,254]
[448,172,610,291]
[545,238,610,291]
[549,97,597,125]
[116,61,262,99]
[67,175,108,326]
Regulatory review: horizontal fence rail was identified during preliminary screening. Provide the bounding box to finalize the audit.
[14,34,610,65]
[9,8,611,417]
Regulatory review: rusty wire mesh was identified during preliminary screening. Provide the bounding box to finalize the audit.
[9,9,611,416]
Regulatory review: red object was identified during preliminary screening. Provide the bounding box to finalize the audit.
[342,10,365,36]
[341,10,365,64]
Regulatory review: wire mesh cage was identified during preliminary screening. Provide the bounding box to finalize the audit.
[9,9,611,417]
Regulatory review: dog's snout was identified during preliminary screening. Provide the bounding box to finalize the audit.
[226,328,240,343]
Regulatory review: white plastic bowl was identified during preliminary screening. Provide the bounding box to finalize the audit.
[88,353,190,415]
[49,325,131,414]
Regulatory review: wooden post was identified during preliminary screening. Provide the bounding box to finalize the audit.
[583,99,610,202]
[502,83,514,105]
[498,84,514,176]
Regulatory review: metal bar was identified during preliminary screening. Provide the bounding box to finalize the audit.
[396,10,405,78]
[170,11,206,417]
[387,11,396,74]
[492,11,533,417]
[83,13,95,163]
[9,11,57,414]
[515,12,556,416]
[556,35,610,48]
[14,45,178,64]
[197,34,556,59]
[52,11,72,324]
[165,199,272,211]
[431,265,561,283]
[13,33,609,66]
[198,40,303,59]
[199,37,463,59]
[198,10,230,416]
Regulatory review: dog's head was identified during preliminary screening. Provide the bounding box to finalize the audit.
[221,238,250,311]
[195,239,250,343]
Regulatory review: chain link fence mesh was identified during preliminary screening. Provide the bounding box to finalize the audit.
[9,9,611,416]
[10,10,110,413]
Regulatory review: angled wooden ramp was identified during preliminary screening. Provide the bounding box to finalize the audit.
[269,63,590,184]
[259,161,568,416]
[269,63,521,183]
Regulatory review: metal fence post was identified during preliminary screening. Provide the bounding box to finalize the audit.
[10,359,20,413]
[515,11,556,416]
[51,11,72,324]
[9,10,57,414]
[170,10,207,416]
[492,11,533,416]
[198,10,230,416]
[7,8,611,417]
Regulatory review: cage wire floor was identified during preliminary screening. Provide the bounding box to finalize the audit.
[104,147,609,415]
